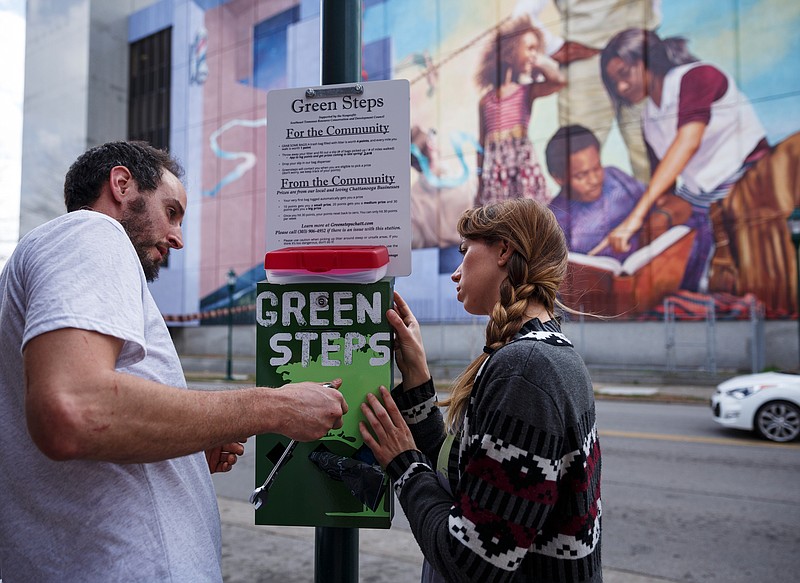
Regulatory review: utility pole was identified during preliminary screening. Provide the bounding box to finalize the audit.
[315,2,362,582]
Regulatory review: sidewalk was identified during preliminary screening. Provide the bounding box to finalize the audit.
[216,496,679,582]
[592,381,715,403]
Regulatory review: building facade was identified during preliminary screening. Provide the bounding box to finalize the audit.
[19,0,800,370]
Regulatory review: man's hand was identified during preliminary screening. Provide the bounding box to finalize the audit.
[206,440,245,474]
[551,40,600,66]
[273,379,348,441]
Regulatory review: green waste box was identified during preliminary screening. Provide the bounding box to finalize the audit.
[254,246,394,529]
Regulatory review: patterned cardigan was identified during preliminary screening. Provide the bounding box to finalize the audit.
[386,320,602,582]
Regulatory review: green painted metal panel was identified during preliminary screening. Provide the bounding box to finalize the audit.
[255,279,394,528]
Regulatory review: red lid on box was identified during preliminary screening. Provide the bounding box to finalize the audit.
[264,246,389,273]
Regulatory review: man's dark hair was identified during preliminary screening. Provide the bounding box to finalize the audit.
[544,125,601,180]
[64,141,184,211]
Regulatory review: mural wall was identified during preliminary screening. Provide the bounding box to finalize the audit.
[173,0,800,322]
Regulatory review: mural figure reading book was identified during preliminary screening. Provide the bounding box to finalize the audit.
[546,125,647,261]
[545,124,694,316]
[597,28,800,315]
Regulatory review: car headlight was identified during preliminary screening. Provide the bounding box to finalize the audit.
[725,385,764,399]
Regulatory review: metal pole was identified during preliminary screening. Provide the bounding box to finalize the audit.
[706,297,717,375]
[315,526,358,583]
[316,2,361,581]
[786,209,800,369]
[792,243,800,370]
[226,269,235,381]
[321,0,361,85]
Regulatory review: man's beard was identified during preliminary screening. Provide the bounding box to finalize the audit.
[119,195,165,282]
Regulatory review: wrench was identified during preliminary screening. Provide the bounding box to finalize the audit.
[248,382,337,509]
[249,438,298,509]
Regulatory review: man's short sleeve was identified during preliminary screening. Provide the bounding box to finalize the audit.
[21,214,147,368]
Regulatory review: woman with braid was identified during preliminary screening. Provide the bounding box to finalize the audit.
[360,199,602,582]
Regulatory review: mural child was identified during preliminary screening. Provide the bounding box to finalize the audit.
[546,124,694,316]
[474,14,564,206]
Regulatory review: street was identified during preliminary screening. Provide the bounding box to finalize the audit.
[598,401,800,582]
[211,398,800,582]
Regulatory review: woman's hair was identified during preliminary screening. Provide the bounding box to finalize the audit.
[442,198,568,427]
[475,14,544,90]
[600,28,698,107]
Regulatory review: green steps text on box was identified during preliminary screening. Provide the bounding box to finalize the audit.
[255,279,394,528]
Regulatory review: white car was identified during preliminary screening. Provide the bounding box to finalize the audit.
[711,372,800,442]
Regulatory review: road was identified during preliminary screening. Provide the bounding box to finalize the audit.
[597,400,800,582]
[210,397,800,582]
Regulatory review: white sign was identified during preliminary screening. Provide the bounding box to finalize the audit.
[266,79,411,276]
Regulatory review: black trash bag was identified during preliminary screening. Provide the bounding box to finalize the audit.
[309,451,387,512]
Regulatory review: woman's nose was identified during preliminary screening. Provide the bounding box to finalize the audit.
[451,267,461,283]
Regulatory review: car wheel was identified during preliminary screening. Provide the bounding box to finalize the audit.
[754,400,800,442]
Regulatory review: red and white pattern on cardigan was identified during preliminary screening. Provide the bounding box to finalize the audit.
[445,407,602,571]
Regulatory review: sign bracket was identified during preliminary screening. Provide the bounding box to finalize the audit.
[305,84,364,98]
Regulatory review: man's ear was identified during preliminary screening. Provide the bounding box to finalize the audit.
[109,166,133,203]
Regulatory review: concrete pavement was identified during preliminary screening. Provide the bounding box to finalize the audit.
[216,496,421,583]
[215,495,681,583]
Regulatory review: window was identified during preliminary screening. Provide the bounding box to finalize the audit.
[252,7,300,90]
[363,37,391,81]
[129,27,172,150]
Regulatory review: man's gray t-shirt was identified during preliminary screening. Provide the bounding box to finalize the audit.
[0,211,222,582]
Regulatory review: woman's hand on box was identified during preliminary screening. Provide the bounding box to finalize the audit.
[386,291,431,389]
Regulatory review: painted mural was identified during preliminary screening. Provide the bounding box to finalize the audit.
[190,0,800,322]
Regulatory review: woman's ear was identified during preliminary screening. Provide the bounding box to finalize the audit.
[498,240,517,267]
